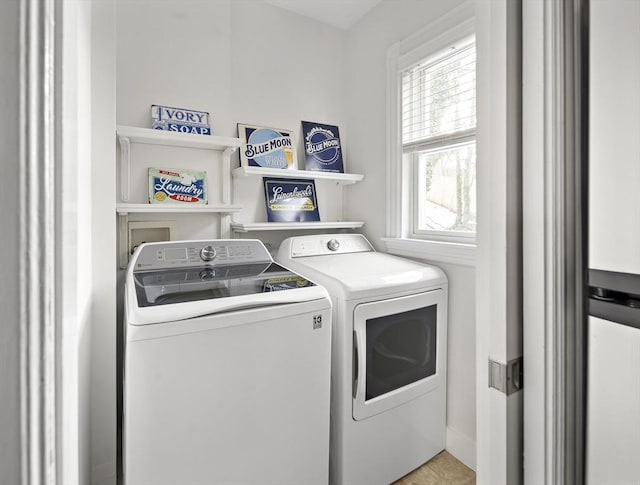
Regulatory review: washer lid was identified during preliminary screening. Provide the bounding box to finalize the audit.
[277,251,447,298]
[126,239,328,325]
[133,262,316,308]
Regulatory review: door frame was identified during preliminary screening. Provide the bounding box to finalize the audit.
[475,0,523,482]
[15,0,61,483]
[522,0,588,484]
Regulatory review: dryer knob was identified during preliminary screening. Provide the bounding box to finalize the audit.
[327,239,340,251]
[200,245,217,262]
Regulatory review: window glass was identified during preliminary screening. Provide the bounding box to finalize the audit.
[401,38,476,241]
[416,142,476,233]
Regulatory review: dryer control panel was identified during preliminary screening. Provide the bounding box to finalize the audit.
[131,239,272,271]
[282,234,374,258]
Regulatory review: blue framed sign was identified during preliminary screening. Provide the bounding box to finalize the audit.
[238,123,298,170]
[263,177,320,222]
[301,121,344,173]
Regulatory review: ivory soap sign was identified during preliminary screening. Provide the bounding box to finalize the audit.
[149,168,208,205]
[151,105,211,135]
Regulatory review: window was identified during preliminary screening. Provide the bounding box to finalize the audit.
[401,38,476,242]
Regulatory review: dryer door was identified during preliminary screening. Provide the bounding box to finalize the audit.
[352,289,446,421]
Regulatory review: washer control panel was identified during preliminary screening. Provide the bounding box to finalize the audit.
[286,234,374,258]
[132,239,271,271]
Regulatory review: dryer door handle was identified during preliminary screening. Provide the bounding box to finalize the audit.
[352,327,366,403]
[352,331,359,399]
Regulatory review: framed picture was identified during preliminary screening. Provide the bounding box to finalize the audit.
[263,177,320,222]
[238,123,298,170]
[301,121,344,173]
[148,168,207,204]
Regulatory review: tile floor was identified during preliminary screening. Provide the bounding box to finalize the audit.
[393,451,476,485]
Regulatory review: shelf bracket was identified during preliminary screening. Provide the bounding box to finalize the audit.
[118,213,129,269]
[222,146,239,205]
[118,135,131,202]
[220,214,231,238]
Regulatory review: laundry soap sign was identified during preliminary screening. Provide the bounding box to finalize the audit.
[263,178,320,222]
[149,168,207,204]
[238,123,297,169]
[301,121,344,173]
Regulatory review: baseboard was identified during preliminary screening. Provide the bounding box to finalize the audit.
[92,460,116,485]
[446,426,476,471]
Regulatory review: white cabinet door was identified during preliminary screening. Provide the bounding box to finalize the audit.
[589,0,640,274]
[586,316,640,485]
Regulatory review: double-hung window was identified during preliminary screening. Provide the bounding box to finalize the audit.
[400,37,476,244]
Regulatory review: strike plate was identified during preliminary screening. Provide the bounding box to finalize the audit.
[488,356,523,395]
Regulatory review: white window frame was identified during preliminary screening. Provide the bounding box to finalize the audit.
[384,3,476,266]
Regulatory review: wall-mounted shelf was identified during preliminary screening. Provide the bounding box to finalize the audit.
[232,166,364,184]
[230,221,365,233]
[117,125,243,204]
[117,203,242,215]
[116,125,243,151]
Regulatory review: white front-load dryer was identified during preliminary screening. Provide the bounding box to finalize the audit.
[123,239,332,485]
[277,234,448,485]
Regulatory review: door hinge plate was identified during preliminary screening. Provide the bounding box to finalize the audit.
[488,356,523,395]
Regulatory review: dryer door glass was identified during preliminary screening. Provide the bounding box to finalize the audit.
[352,289,446,421]
[365,305,437,400]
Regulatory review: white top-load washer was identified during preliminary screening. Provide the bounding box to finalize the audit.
[124,239,332,485]
[277,234,448,485]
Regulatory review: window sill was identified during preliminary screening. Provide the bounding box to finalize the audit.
[381,237,476,267]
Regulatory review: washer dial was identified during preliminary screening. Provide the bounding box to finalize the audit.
[200,245,217,262]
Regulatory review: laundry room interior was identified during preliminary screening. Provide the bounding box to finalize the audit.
[26,0,635,483]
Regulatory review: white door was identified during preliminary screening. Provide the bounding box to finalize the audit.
[476,0,524,483]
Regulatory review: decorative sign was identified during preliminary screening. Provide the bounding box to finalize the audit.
[263,276,314,292]
[151,105,211,135]
[263,177,320,222]
[301,121,344,173]
[149,168,207,204]
[238,123,297,170]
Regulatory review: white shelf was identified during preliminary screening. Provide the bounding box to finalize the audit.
[116,125,243,150]
[117,125,242,205]
[232,166,364,184]
[117,203,243,215]
[230,221,365,233]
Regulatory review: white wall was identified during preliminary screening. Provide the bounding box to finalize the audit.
[0,1,22,483]
[116,0,349,248]
[344,0,476,469]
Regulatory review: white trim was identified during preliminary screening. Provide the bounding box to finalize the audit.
[381,237,476,267]
[20,0,59,482]
[386,42,402,237]
[446,426,476,471]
